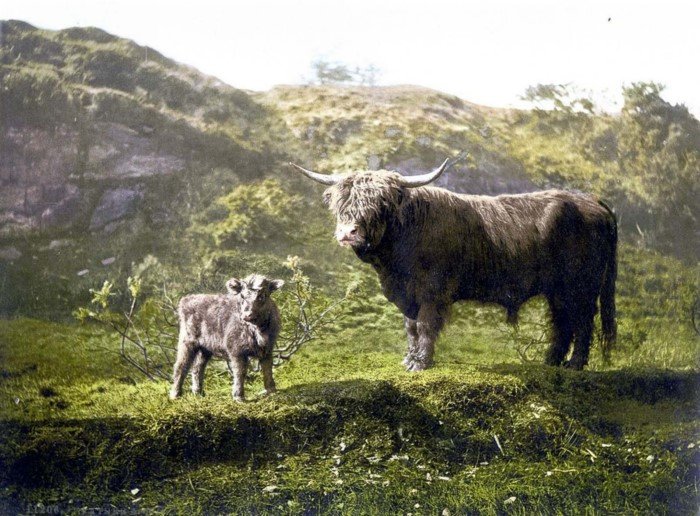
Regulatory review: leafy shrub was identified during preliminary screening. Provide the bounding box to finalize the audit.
[200,179,306,247]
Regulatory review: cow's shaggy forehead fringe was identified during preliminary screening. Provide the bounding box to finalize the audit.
[325,171,404,224]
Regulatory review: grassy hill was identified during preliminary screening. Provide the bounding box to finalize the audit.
[0,20,698,514]
[1,318,698,514]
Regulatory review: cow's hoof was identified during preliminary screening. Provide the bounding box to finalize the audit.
[563,359,585,371]
[258,388,276,397]
[191,391,205,397]
[406,360,429,372]
[232,396,245,403]
[402,355,418,367]
[168,391,180,400]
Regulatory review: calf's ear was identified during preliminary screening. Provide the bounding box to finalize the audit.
[269,279,285,292]
[226,278,243,294]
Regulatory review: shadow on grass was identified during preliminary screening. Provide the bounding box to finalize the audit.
[1,368,698,502]
[1,379,483,491]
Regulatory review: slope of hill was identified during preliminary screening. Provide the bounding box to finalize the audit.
[0,19,282,238]
[0,20,300,313]
[260,84,538,195]
[1,20,698,319]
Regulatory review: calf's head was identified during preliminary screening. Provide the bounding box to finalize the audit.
[290,159,452,250]
[226,274,284,322]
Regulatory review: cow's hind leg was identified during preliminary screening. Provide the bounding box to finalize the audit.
[407,304,447,372]
[566,300,597,370]
[170,337,197,399]
[546,296,574,367]
[403,316,419,367]
[191,349,212,396]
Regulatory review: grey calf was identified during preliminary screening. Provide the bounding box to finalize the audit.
[169,274,284,401]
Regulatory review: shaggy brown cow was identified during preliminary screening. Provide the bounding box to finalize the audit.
[170,274,284,401]
[291,158,617,371]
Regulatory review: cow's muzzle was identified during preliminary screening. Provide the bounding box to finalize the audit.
[335,224,365,247]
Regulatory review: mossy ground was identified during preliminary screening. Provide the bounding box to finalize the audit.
[1,317,698,514]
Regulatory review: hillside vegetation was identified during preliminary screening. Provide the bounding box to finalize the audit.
[2,21,698,315]
[0,20,698,514]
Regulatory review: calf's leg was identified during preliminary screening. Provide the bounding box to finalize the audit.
[260,355,276,395]
[191,349,212,396]
[229,356,248,401]
[170,336,196,399]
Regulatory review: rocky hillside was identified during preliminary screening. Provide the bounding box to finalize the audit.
[0,20,284,241]
[1,20,697,315]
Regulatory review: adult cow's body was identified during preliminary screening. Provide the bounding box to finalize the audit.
[291,160,617,371]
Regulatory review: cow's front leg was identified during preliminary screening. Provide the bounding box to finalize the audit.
[229,356,248,402]
[403,316,419,367]
[406,304,447,372]
[260,355,276,395]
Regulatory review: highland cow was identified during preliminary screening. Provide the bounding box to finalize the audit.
[291,158,617,371]
[169,274,284,401]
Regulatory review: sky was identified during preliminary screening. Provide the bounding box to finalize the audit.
[4,0,700,116]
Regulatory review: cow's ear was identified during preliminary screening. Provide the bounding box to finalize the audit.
[322,189,332,206]
[226,278,243,294]
[269,279,285,292]
[396,187,405,206]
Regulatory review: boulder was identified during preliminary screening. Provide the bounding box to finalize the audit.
[89,188,143,230]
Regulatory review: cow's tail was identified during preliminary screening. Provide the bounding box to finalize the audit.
[599,200,618,363]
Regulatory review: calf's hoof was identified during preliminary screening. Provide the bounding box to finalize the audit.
[232,395,245,403]
[168,391,180,400]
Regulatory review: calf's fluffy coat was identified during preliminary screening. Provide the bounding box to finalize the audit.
[169,274,284,401]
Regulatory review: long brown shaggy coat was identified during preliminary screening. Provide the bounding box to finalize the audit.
[322,171,617,370]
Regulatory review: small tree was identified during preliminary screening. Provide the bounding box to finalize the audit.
[75,277,178,380]
[311,59,354,84]
[617,82,700,258]
[521,83,595,135]
[308,59,381,86]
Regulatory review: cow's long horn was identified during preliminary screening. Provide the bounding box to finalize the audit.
[399,158,452,187]
[289,162,343,185]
